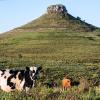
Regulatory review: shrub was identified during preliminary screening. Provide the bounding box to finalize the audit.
[78,78,90,92]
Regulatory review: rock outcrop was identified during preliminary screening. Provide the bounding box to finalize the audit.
[47,4,67,16]
[11,4,96,33]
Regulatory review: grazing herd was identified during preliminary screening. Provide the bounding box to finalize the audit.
[0,66,90,93]
[0,66,42,92]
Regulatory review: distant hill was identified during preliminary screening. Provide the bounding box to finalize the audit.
[0,4,100,88]
[9,4,97,33]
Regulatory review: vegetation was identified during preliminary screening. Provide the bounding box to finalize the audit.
[0,30,100,99]
[0,6,100,99]
[0,86,99,100]
[14,11,97,33]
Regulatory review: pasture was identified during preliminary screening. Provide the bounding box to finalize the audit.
[0,30,100,99]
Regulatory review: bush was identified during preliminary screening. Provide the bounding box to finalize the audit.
[78,78,90,92]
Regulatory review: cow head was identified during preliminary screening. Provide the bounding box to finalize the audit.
[26,66,42,80]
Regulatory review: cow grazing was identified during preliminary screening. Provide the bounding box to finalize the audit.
[62,76,71,91]
[0,66,42,92]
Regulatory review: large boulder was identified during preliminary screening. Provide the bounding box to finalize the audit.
[47,4,67,16]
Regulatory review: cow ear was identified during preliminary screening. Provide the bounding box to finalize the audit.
[26,67,29,70]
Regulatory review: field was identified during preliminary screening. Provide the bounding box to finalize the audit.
[0,30,100,99]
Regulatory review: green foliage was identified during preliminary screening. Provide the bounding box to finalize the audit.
[78,78,90,92]
[15,11,96,33]
[0,86,99,100]
[0,30,100,99]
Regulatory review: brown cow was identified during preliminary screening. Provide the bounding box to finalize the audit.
[62,76,71,91]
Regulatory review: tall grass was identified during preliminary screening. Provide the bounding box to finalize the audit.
[0,86,99,100]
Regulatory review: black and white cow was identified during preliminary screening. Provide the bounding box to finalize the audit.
[0,66,42,92]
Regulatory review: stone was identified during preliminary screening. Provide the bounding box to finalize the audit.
[47,4,67,15]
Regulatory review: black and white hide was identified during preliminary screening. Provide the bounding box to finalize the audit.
[0,66,42,92]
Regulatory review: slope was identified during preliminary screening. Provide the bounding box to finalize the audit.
[10,4,97,33]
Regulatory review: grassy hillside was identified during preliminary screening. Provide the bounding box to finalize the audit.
[0,4,100,99]
[0,30,100,84]
[11,12,97,33]
[0,30,100,99]
[0,31,100,65]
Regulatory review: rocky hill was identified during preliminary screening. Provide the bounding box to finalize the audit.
[0,5,100,93]
[10,4,97,33]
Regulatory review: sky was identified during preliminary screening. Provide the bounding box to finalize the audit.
[0,0,100,33]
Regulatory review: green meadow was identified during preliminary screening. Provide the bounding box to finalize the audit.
[0,30,100,99]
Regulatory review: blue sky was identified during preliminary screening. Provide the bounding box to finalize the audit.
[0,0,100,33]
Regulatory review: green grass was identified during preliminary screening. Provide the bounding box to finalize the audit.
[0,31,100,65]
[17,12,96,33]
[0,86,99,100]
[0,30,100,99]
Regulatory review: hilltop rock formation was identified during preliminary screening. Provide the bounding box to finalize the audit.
[47,4,67,16]
[10,4,96,33]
